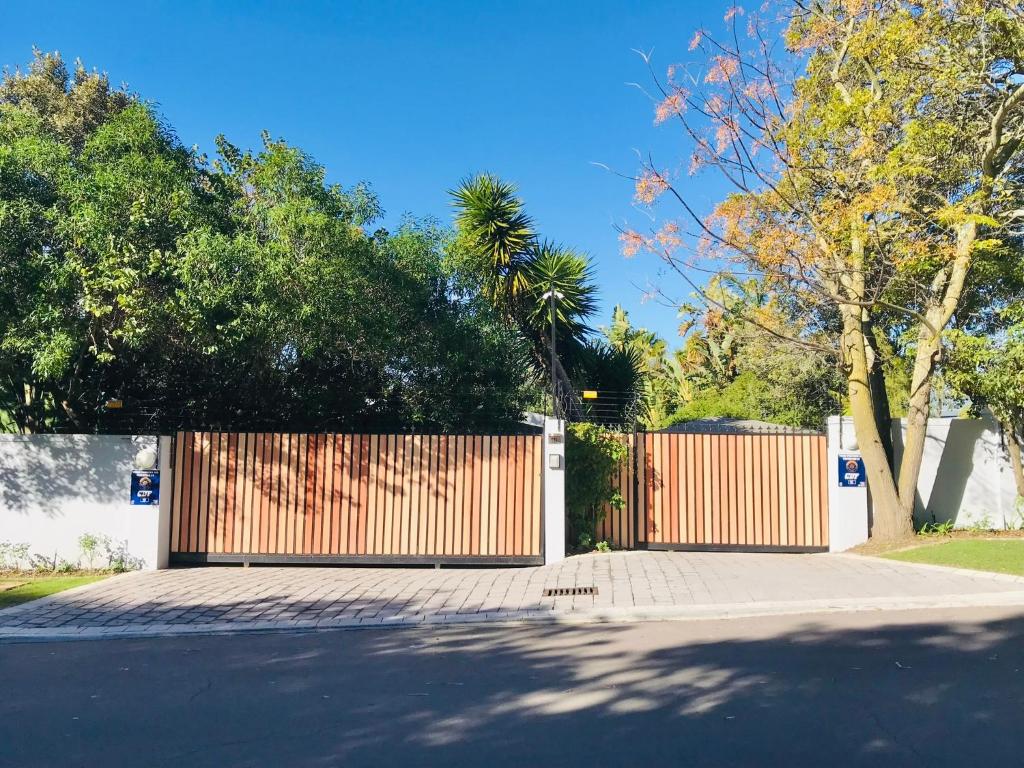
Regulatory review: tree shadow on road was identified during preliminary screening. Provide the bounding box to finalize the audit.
[2,608,1023,767]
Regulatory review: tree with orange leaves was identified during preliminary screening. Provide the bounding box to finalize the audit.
[624,0,1024,540]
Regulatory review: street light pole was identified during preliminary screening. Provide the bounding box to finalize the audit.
[542,287,564,419]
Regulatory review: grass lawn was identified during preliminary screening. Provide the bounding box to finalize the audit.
[883,539,1024,577]
[0,575,108,610]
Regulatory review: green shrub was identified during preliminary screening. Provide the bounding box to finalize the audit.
[565,423,629,550]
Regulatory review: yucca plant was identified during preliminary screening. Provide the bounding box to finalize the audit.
[521,241,598,344]
[450,174,535,300]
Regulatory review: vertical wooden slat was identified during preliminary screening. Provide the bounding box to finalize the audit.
[209,433,222,554]
[400,435,413,554]
[305,435,318,555]
[199,434,214,552]
[760,435,771,545]
[745,438,753,548]
[818,436,829,547]
[317,435,329,554]
[320,434,333,554]
[693,434,704,545]
[280,434,293,554]
[479,437,491,556]
[417,435,430,555]
[187,433,202,552]
[448,436,464,557]
[266,434,278,552]
[273,434,287,554]
[337,435,350,554]
[653,436,662,545]
[532,436,542,556]
[778,435,790,546]
[331,435,343,555]
[434,435,446,555]
[380,435,394,556]
[365,434,380,555]
[682,434,693,544]
[471,436,483,556]
[348,435,361,555]
[700,435,711,544]
[277,434,289,554]
[768,435,780,545]
[752,436,763,546]
[223,434,238,553]
[424,436,437,556]
[352,435,366,554]
[506,436,517,555]
[407,435,421,556]
[667,436,675,544]
[395,433,408,554]
[808,434,819,547]
[171,433,187,553]
[803,435,815,547]
[243,434,257,554]
[708,436,719,543]
[516,436,527,556]
[235,434,249,553]
[449,434,461,556]
[255,433,267,555]
[185,431,199,553]
[495,436,508,555]
[378,435,392,556]
[461,436,473,555]
[281,433,294,554]
[489,435,499,556]
[301,432,313,554]
[729,435,740,545]
[791,436,802,546]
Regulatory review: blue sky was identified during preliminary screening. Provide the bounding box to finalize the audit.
[2,0,735,343]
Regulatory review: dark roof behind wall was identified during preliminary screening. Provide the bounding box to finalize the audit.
[660,417,820,435]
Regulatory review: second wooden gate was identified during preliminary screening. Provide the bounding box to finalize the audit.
[600,431,829,553]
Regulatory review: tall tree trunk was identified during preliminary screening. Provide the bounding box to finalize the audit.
[864,318,895,469]
[896,221,976,527]
[841,306,905,538]
[1003,418,1024,500]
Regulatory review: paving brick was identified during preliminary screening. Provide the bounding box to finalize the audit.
[3,552,1024,639]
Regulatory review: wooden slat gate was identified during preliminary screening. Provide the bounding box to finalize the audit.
[600,432,829,553]
[169,432,543,565]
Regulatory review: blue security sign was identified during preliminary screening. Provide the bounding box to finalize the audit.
[838,455,866,488]
[130,469,160,505]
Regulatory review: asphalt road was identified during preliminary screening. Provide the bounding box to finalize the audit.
[2,607,1024,767]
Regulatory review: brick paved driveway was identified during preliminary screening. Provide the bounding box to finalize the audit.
[3,551,1024,640]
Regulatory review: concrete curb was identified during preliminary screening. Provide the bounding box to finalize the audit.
[5,590,1024,644]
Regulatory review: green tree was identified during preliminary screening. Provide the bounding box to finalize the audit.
[625,0,1024,539]
[1,51,535,433]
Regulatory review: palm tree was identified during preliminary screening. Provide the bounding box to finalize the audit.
[450,174,535,301]
[450,174,640,419]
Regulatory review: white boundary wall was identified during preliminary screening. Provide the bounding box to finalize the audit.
[827,414,1022,550]
[0,435,171,570]
[892,415,1021,530]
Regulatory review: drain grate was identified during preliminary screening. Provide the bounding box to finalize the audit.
[543,586,598,597]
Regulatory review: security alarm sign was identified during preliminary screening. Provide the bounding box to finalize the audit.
[838,455,866,488]
[130,470,160,505]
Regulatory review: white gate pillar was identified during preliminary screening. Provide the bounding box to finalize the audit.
[543,417,566,565]
[827,416,869,551]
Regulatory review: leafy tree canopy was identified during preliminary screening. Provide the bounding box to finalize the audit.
[1,51,534,433]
